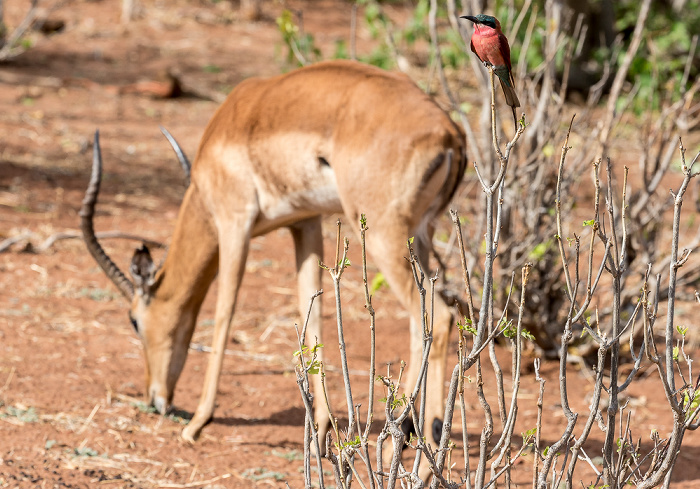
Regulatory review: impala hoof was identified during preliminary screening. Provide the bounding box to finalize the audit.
[400,417,412,449]
[181,412,213,443]
[152,396,168,415]
[431,417,443,444]
[181,424,200,444]
[400,417,444,448]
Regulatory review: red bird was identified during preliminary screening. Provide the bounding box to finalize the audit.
[461,14,520,129]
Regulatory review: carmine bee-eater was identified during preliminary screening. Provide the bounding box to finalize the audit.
[461,14,520,129]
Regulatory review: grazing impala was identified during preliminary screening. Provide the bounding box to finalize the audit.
[81,59,466,445]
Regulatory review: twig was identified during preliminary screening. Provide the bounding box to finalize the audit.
[1,366,16,393]
[429,0,480,169]
[77,404,100,434]
[359,215,377,489]
[156,473,231,488]
[597,0,652,154]
[323,220,355,433]
[188,343,278,363]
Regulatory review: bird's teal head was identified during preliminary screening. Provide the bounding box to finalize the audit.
[460,14,501,30]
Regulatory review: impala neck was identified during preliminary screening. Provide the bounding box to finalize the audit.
[154,186,219,312]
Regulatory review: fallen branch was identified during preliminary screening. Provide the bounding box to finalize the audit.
[0,230,165,253]
[0,233,33,253]
[157,473,232,488]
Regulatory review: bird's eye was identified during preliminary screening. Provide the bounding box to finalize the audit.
[128,312,139,334]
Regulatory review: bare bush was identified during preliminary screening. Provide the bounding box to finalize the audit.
[294,76,699,488]
[433,0,700,356]
[0,0,39,61]
[0,0,73,61]
[292,1,699,480]
[262,0,700,485]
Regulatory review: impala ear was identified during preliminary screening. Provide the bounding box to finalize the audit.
[130,244,157,291]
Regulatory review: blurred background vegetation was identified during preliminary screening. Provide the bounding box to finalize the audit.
[276,0,700,354]
[277,0,700,115]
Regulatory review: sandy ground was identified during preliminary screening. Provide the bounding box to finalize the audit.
[1,0,699,487]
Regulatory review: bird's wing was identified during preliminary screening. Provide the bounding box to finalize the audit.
[470,39,483,62]
[498,32,515,85]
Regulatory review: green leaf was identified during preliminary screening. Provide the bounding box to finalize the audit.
[529,240,552,260]
[132,401,158,414]
[3,405,38,423]
[458,317,477,335]
[271,449,304,461]
[522,427,537,444]
[74,446,99,457]
[241,467,287,482]
[583,219,595,227]
[683,391,700,414]
[370,272,387,294]
[520,329,536,341]
[391,393,408,410]
[340,435,362,449]
[333,39,350,59]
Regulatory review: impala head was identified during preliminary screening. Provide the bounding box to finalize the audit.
[80,129,194,415]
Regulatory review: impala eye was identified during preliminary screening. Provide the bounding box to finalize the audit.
[128,312,139,333]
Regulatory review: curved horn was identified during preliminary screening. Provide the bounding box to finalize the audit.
[159,125,191,186]
[79,130,135,300]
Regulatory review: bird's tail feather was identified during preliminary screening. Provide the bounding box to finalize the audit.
[498,78,520,109]
[498,78,520,130]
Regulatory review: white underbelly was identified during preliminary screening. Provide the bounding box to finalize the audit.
[252,164,343,234]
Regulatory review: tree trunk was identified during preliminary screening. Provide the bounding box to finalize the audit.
[240,0,262,21]
[0,0,7,49]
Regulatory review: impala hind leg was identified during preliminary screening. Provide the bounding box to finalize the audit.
[411,232,452,446]
[182,220,252,443]
[366,230,453,446]
[290,217,329,448]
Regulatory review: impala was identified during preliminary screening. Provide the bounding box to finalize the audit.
[81,59,466,445]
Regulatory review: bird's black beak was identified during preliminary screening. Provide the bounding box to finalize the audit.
[460,15,479,24]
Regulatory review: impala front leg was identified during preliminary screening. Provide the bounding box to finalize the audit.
[182,219,252,443]
[290,217,327,445]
